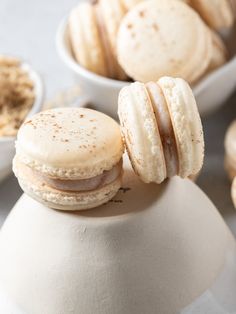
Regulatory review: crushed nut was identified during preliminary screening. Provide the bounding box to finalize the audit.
[0,55,35,137]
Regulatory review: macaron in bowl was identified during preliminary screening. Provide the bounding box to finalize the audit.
[0,56,44,184]
[13,107,124,210]
[56,0,236,118]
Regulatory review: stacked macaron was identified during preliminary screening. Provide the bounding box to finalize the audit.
[13,108,124,210]
[68,0,233,84]
[224,121,236,209]
[13,76,204,211]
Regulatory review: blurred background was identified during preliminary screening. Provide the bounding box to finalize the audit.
[0,0,236,232]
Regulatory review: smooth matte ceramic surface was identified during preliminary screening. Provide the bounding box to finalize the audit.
[0,157,235,314]
[56,18,236,119]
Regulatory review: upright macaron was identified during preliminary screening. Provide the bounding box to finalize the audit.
[117,0,212,84]
[118,77,204,184]
[190,0,234,30]
[69,0,127,80]
[13,108,124,210]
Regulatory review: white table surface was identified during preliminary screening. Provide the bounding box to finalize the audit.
[0,0,236,237]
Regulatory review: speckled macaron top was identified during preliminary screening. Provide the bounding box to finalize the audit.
[117,0,212,84]
[15,108,124,180]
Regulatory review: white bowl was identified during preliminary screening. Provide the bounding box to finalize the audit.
[0,61,44,184]
[56,17,236,118]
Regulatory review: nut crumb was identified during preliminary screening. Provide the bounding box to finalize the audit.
[139,10,145,17]
[152,23,159,31]
[0,55,35,137]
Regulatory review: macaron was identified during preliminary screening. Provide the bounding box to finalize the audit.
[208,30,227,73]
[69,1,127,80]
[118,77,204,184]
[225,120,236,181]
[13,108,124,211]
[122,0,143,9]
[231,177,236,208]
[117,0,212,84]
[190,0,234,30]
[123,0,190,9]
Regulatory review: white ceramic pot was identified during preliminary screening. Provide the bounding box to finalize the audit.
[56,17,236,119]
[0,61,44,184]
[0,157,235,314]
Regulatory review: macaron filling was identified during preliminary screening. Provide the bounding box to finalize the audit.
[41,160,123,192]
[17,159,123,193]
[146,82,179,178]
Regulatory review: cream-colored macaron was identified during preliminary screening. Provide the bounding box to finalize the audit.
[208,30,227,73]
[123,0,191,10]
[190,0,234,30]
[117,0,212,84]
[122,0,143,9]
[69,0,127,80]
[196,30,228,83]
[225,120,236,181]
[13,108,124,211]
[231,176,236,208]
[118,77,204,184]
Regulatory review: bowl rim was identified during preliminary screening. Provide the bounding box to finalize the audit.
[0,57,44,143]
[56,16,128,90]
[193,56,236,96]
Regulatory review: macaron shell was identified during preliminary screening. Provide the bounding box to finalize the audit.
[158,77,204,177]
[146,82,179,178]
[117,0,212,84]
[225,120,236,162]
[225,120,236,180]
[208,30,227,72]
[225,155,236,181]
[98,0,128,80]
[231,176,236,208]
[13,157,122,211]
[191,0,234,30]
[118,82,166,183]
[16,108,123,179]
[69,3,107,76]
[122,0,190,10]
[122,0,143,9]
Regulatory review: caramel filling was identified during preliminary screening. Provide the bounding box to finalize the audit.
[146,82,179,177]
[21,160,122,192]
[94,4,118,79]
